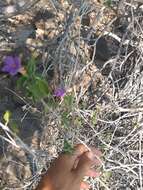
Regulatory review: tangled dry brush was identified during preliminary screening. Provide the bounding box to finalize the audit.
[0,0,143,189]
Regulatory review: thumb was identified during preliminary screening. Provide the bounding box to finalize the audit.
[74,151,94,180]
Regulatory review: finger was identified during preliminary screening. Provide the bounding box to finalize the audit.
[86,169,100,178]
[89,148,102,167]
[54,154,76,171]
[80,182,90,190]
[73,157,79,169]
[56,144,89,171]
[74,151,94,180]
[90,148,102,158]
[72,144,92,169]
[74,145,102,158]
[73,156,102,171]
[56,145,102,172]
[73,146,102,170]
[92,157,102,167]
[64,144,90,170]
[73,144,89,157]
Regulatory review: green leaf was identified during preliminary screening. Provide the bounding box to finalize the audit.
[28,77,49,101]
[103,171,112,180]
[17,75,28,88]
[26,56,37,76]
[63,140,74,154]
[3,110,11,125]
[64,94,74,108]
[74,117,82,127]
[61,111,70,128]
[46,98,58,109]
[104,0,112,7]
[10,121,19,134]
[92,111,97,126]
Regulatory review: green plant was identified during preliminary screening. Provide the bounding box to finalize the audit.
[3,110,19,134]
[60,93,75,128]
[63,140,74,154]
[91,110,97,126]
[61,110,72,128]
[63,94,74,108]
[3,110,11,125]
[74,116,82,127]
[104,0,112,7]
[17,56,50,101]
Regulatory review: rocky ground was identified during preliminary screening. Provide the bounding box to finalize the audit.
[0,0,143,189]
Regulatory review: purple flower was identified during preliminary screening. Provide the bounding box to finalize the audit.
[1,56,22,76]
[54,88,66,98]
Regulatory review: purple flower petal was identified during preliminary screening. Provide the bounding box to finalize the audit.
[54,88,65,98]
[14,56,21,69]
[1,55,22,76]
[1,65,10,72]
[4,56,14,66]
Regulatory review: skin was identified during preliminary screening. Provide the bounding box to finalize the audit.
[35,144,102,190]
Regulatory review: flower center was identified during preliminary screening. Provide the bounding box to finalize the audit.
[12,63,17,68]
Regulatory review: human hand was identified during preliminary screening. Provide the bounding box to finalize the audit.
[35,144,102,190]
